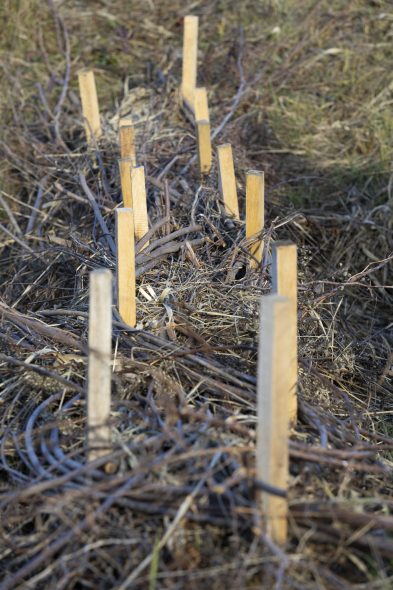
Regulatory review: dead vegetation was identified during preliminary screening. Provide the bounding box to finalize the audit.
[0,1,392,588]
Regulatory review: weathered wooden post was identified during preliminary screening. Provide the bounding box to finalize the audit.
[217,144,239,219]
[194,87,209,122]
[131,166,149,242]
[256,294,291,544]
[271,241,298,423]
[87,268,112,461]
[195,87,212,175]
[116,208,136,327]
[119,157,133,209]
[78,69,101,144]
[246,171,264,267]
[181,15,199,110]
[119,120,136,165]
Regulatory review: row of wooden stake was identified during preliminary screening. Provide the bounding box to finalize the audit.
[81,15,298,545]
[78,74,265,316]
[87,239,297,545]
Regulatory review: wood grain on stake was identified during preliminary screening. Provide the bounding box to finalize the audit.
[119,158,133,208]
[78,70,101,144]
[257,294,291,544]
[217,144,239,219]
[131,166,149,242]
[116,208,136,327]
[182,15,198,109]
[119,121,136,165]
[87,269,112,462]
[246,171,264,267]
[272,241,298,423]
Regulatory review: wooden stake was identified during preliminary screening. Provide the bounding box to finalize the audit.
[119,122,136,165]
[194,87,211,175]
[116,209,136,327]
[217,144,239,219]
[271,241,298,423]
[194,87,209,122]
[246,170,264,267]
[118,157,133,208]
[87,268,112,462]
[78,69,101,144]
[257,294,291,545]
[181,15,198,110]
[196,121,212,175]
[131,166,149,242]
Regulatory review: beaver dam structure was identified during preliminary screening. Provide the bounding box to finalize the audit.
[0,5,392,590]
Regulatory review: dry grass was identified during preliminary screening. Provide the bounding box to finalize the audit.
[0,1,392,589]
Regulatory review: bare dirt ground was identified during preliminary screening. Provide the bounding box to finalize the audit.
[0,1,392,588]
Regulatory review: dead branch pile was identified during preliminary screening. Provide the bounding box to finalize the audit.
[0,2,392,589]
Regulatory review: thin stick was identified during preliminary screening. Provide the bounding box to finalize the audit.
[77,69,101,144]
[246,170,264,267]
[217,144,239,219]
[131,166,149,243]
[118,157,133,208]
[119,122,136,165]
[116,208,136,327]
[257,294,291,545]
[194,87,209,122]
[87,269,112,462]
[196,121,212,175]
[271,241,298,423]
[181,15,198,110]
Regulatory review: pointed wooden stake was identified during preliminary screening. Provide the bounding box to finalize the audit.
[271,241,298,423]
[119,122,136,165]
[116,209,136,327]
[246,170,264,267]
[119,157,133,208]
[217,144,239,219]
[257,294,291,545]
[78,69,101,144]
[194,87,209,122]
[181,15,199,110]
[87,268,112,462]
[196,121,212,175]
[131,166,149,243]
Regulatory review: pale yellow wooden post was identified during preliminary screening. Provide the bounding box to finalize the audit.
[78,70,101,144]
[116,209,136,327]
[181,15,199,109]
[194,87,209,121]
[119,121,136,165]
[118,157,133,209]
[196,121,212,175]
[271,241,298,423]
[246,171,264,267]
[257,294,291,544]
[195,87,212,175]
[217,144,239,219]
[87,268,112,461]
[131,166,149,242]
